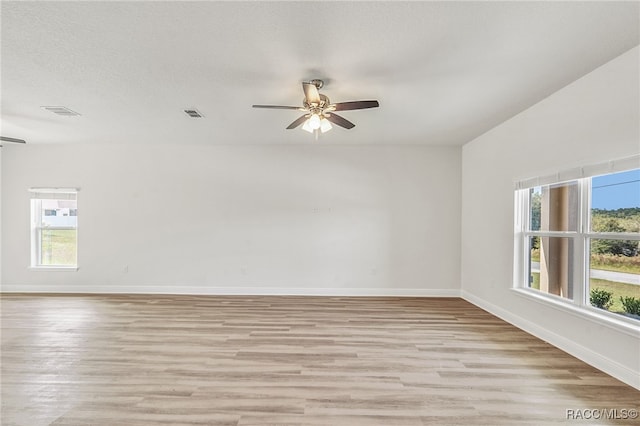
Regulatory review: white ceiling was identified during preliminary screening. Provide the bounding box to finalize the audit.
[1,1,638,146]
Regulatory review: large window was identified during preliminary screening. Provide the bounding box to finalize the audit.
[30,188,78,268]
[515,162,639,323]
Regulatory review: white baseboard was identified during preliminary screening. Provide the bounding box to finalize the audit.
[461,290,640,390]
[0,284,460,298]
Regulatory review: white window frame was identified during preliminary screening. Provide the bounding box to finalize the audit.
[513,158,640,329]
[516,180,584,302]
[29,188,79,271]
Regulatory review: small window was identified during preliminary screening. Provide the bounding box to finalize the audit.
[30,189,78,268]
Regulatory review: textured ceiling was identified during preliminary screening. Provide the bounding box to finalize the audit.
[1,1,638,146]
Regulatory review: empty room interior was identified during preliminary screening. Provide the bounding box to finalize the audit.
[1,1,640,425]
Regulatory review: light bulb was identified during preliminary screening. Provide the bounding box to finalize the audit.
[320,118,332,133]
[308,114,321,130]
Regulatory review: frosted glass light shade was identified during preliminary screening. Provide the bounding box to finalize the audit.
[308,114,321,130]
[301,119,314,133]
[320,118,332,133]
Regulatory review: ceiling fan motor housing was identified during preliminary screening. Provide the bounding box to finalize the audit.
[304,94,330,111]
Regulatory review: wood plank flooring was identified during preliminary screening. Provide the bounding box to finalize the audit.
[1,294,638,425]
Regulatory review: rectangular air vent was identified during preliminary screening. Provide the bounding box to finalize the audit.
[184,108,204,118]
[42,106,81,116]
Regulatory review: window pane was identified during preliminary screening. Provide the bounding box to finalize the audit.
[40,229,77,266]
[529,181,579,231]
[589,239,640,319]
[529,236,573,300]
[40,199,78,227]
[591,169,640,233]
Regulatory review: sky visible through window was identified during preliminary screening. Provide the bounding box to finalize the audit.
[591,169,640,210]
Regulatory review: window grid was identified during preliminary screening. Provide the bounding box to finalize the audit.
[30,190,79,269]
[515,176,639,323]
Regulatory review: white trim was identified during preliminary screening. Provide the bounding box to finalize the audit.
[28,266,79,272]
[36,226,77,231]
[510,287,640,334]
[0,285,460,298]
[28,187,80,193]
[523,230,578,237]
[462,290,640,390]
[29,190,78,200]
[586,232,640,241]
[514,154,640,190]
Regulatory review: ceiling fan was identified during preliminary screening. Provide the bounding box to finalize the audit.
[252,79,379,134]
[0,136,26,147]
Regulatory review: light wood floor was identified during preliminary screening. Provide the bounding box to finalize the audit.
[1,295,638,425]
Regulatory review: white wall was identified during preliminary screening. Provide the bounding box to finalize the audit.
[1,144,461,296]
[0,148,2,287]
[461,46,640,388]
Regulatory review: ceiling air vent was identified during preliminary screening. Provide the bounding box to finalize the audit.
[42,106,81,116]
[184,108,204,118]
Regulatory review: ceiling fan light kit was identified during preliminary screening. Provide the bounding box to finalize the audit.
[252,79,379,137]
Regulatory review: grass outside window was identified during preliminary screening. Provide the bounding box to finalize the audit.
[40,229,77,266]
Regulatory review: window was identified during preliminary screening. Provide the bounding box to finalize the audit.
[588,169,640,319]
[525,181,580,301]
[515,160,639,323]
[30,188,78,268]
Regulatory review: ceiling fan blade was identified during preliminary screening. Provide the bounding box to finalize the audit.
[286,115,309,129]
[253,105,303,110]
[0,136,26,144]
[302,82,321,105]
[332,100,379,111]
[325,113,355,129]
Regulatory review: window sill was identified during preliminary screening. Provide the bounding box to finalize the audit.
[511,287,640,337]
[29,266,79,272]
